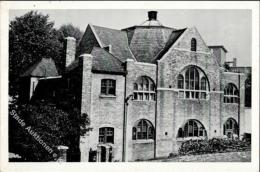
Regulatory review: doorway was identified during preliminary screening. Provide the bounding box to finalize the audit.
[100,146,106,162]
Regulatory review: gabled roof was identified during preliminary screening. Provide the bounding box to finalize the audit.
[21,58,59,77]
[66,47,125,74]
[92,25,135,62]
[155,28,187,61]
[91,47,125,74]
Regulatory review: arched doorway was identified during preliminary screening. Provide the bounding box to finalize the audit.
[223,118,238,138]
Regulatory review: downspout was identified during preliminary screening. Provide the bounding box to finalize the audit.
[238,74,241,137]
[122,63,127,162]
[154,61,159,158]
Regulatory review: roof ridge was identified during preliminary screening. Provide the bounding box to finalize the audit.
[121,30,137,62]
[154,28,187,62]
[92,24,121,32]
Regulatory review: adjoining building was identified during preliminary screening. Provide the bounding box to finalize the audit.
[20,11,250,162]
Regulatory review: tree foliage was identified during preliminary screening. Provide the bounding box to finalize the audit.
[9,99,90,162]
[9,11,63,96]
[57,24,83,46]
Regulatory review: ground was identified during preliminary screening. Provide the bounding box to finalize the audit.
[147,151,251,162]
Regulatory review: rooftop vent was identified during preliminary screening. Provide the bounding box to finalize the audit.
[148,11,157,21]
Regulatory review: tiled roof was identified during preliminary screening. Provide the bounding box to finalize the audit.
[155,28,187,61]
[91,47,125,74]
[92,25,135,62]
[124,26,176,63]
[21,58,59,77]
[66,47,125,74]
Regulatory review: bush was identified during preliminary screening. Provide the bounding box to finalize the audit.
[178,137,251,156]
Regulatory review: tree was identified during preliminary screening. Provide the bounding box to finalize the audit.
[9,11,63,96]
[9,99,91,162]
[57,24,83,56]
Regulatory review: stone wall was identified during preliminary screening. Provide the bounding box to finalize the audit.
[79,27,245,161]
[125,59,157,161]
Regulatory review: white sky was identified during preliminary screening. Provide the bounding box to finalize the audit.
[9,9,252,66]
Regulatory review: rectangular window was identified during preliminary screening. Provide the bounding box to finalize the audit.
[99,127,114,143]
[101,79,116,95]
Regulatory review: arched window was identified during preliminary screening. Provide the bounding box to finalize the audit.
[99,127,114,143]
[101,79,116,95]
[191,38,197,52]
[132,119,154,140]
[177,66,209,99]
[133,76,156,101]
[177,119,207,138]
[223,118,238,138]
[224,83,239,103]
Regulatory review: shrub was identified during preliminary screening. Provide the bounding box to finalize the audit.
[178,138,251,156]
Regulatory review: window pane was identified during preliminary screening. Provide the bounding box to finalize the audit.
[108,87,115,95]
[150,84,155,91]
[178,74,184,89]
[133,92,138,100]
[138,93,143,100]
[145,93,149,100]
[150,93,155,100]
[185,91,190,99]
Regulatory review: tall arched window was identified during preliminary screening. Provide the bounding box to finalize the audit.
[223,118,238,138]
[177,66,209,99]
[224,83,239,103]
[177,119,207,138]
[191,38,197,51]
[99,127,114,143]
[133,76,156,101]
[132,119,154,140]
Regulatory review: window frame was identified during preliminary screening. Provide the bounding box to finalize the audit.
[132,119,154,140]
[99,127,114,144]
[223,83,239,104]
[177,120,207,138]
[223,118,238,138]
[133,76,156,101]
[101,79,116,96]
[191,38,197,52]
[177,66,209,100]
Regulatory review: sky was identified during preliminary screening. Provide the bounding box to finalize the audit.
[9,9,252,66]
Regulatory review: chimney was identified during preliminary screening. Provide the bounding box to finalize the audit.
[208,45,228,66]
[233,58,237,67]
[64,37,76,68]
[148,11,157,20]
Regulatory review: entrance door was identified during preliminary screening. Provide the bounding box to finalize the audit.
[100,146,106,162]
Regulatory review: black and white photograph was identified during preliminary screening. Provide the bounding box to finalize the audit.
[0,1,259,172]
